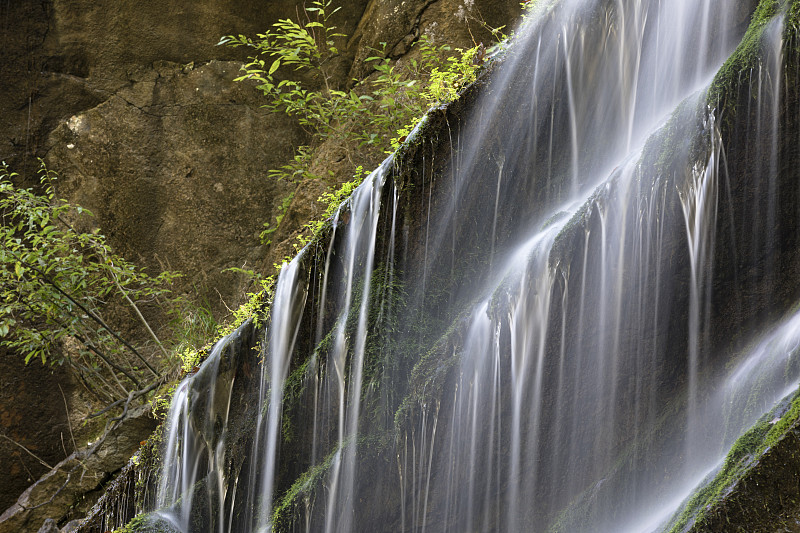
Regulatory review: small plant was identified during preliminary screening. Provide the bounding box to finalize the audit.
[219,0,355,164]
[423,45,481,104]
[0,162,185,403]
[260,189,296,245]
[222,4,488,244]
[168,300,218,372]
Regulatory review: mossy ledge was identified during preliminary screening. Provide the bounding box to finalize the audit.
[707,0,799,120]
[665,387,800,532]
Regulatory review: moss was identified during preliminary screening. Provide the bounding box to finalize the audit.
[113,512,178,533]
[306,262,407,399]
[762,387,800,446]
[393,304,473,430]
[271,446,337,530]
[666,388,800,532]
[707,0,783,110]
[270,430,395,532]
[280,358,311,445]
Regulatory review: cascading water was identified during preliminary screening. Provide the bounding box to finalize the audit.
[154,322,258,533]
[141,0,800,531]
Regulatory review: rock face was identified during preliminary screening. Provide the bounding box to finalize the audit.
[0,0,522,526]
[0,349,75,516]
[44,60,305,311]
[75,0,800,531]
[0,405,157,533]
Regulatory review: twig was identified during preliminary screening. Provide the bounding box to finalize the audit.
[18,455,36,482]
[215,287,234,314]
[94,348,132,398]
[23,468,74,511]
[0,434,53,470]
[109,266,171,361]
[19,300,142,389]
[60,433,68,461]
[58,384,78,455]
[87,379,163,419]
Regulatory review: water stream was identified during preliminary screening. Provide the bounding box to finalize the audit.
[146,0,800,531]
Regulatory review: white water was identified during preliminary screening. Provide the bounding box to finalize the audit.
[149,0,800,532]
[253,256,307,533]
[155,328,245,532]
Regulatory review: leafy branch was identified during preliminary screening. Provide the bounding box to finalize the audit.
[221,0,489,244]
[0,162,182,403]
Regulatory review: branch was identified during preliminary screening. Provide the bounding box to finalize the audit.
[22,468,74,511]
[109,267,171,361]
[2,243,161,378]
[88,379,163,419]
[0,434,54,470]
[57,384,78,456]
[36,306,142,389]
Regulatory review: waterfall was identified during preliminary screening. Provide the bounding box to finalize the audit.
[140,0,800,531]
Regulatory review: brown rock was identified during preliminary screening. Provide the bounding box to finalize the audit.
[36,518,60,533]
[44,60,307,316]
[0,405,156,533]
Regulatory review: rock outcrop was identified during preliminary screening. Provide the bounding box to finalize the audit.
[0,405,157,533]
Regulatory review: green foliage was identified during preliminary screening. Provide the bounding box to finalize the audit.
[521,0,542,13]
[220,0,345,138]
[173,267,274,375]
[219,273,274,333]
[301,165,368,242]
[422,45,481,107]
[0,162,187,401]
[222,1,488,240]
[167,299,218,373]
[260,189,296,245]
[151,384,178,419]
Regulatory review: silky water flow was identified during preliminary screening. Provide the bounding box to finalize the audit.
[149,0,800,531]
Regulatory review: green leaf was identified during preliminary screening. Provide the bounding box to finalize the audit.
[269,59,281,75]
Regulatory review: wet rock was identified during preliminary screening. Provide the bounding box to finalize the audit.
[60,519,83,532]
[1,0,521,525]
[37,518,59,533]
[0,405,156,533]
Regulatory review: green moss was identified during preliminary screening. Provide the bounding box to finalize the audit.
[707,0,782,108]
[666,388,800,532]
[270,430,395,532]
[323,262,411,401]
[763,387,800,446]
[280,357,314,445]
[271,444,340,530]
[114,512,178,533]
[393,304,473,430]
